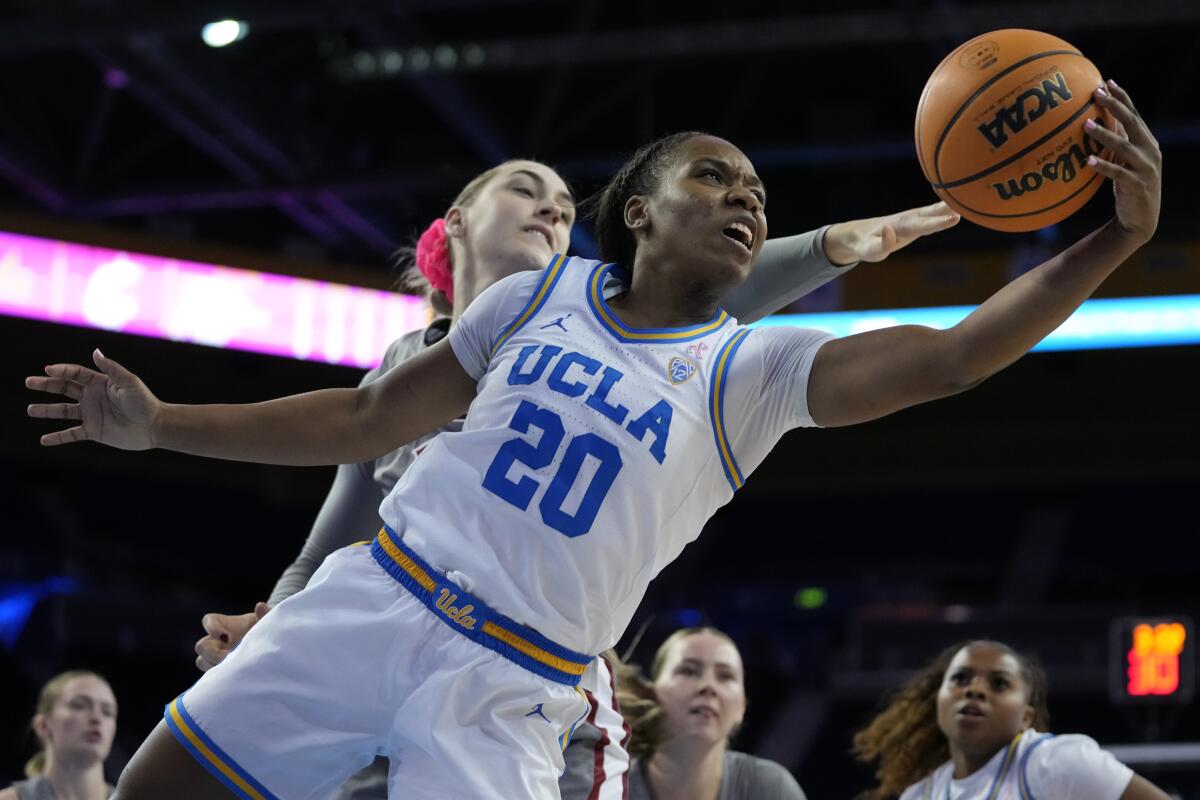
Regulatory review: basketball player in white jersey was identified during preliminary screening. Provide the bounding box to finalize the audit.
[189,156,959,800]
[853,640,1172,800]
[27,79,1159,800]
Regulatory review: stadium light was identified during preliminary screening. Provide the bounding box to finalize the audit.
[202,20,249,48]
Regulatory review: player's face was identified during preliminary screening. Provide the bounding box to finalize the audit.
[636,135,766,287]
[35,675,117,765]
[653,631,747,746]
[456,161,575,282]
[936,645,1034,759]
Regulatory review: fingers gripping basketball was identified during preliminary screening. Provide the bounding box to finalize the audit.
[916,29,1115,232]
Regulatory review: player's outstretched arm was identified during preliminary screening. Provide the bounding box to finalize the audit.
[807,81,1160,428]
[26,338,476,465]
[821,201,961,266]
[723,203,961,324]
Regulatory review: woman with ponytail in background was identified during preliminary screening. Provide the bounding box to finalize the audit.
[3,671,116,800]
[618,627,806,800]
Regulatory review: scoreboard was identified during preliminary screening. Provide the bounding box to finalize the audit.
[1109,617,1194,704]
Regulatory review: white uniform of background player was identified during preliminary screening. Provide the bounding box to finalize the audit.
[898,730,1134,800]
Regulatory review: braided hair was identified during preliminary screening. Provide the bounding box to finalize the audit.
[584,131,708,267]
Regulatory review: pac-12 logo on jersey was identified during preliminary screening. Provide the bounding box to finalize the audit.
[668,356,698,385]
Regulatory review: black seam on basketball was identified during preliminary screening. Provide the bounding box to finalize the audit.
[936,170,1101,219]
[932,98,1097,189]
[931,49,1082,186]
[915,89,928,175]
[915,72,939,177]
[916,119,927,176]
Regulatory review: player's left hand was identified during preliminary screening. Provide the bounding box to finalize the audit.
[823,202,961,265]
[1086,79,1161,246]
[194,602,271,672]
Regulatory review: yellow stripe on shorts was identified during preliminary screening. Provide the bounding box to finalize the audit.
[167,700,270,800]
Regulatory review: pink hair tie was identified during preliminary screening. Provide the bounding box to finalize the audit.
[415,218,453,302]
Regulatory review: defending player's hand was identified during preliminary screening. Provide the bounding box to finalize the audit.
[824,202,961,265]
[194,602,270,672]
[26,349,160,449]
[1085,80,1161,246]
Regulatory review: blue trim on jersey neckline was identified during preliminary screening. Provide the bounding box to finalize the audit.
[1018,733,1054,800]
[923,732,1024,800]
[586,261,731,344]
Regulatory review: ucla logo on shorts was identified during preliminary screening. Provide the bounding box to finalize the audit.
[667,356,698,385]
[435,588,478,629]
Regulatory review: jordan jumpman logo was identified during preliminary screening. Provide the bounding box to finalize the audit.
[525,703,551,723]
[540,313,572,332]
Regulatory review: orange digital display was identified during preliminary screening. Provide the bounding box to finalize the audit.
[1127,622,1186,696]
[1110,616,1194,704]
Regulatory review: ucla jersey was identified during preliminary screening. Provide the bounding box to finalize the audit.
[899,731,1134,800]
[380,255,833,654]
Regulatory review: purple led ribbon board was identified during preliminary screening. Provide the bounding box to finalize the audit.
[0,230,429,368]
[5,229,1197,364]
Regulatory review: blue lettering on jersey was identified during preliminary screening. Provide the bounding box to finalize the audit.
[547,352,600,397]
[509,344,562,385]
[625,400,672,465]
[585,367,630,425]
[483,400,623,538]
[484,345,676,536]
[504,345,674,464]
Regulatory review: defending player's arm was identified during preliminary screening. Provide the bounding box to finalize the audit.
[26,338,476,465]
[195,333,427,672]
[807,82,1159,428]
[720,203,960,323]
[268,461,384,603]
[194,460,384,671]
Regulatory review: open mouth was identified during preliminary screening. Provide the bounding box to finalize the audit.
[524,226,553,249]
[957,704,986,719]
[722,221,754,252]
[690,707,719,720]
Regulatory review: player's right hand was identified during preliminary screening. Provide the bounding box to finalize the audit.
[1086,80,1161,247]
[26,349,161,449]
[194,602,271,672]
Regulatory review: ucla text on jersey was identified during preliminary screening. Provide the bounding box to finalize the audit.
[384,253,832,655]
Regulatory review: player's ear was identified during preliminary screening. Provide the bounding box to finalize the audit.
[624,195,650,234]
[445,206,466,238]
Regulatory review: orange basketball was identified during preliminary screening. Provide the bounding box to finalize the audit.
[915,29,1113,232]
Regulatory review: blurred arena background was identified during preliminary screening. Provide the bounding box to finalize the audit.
[1,0,1197,795]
